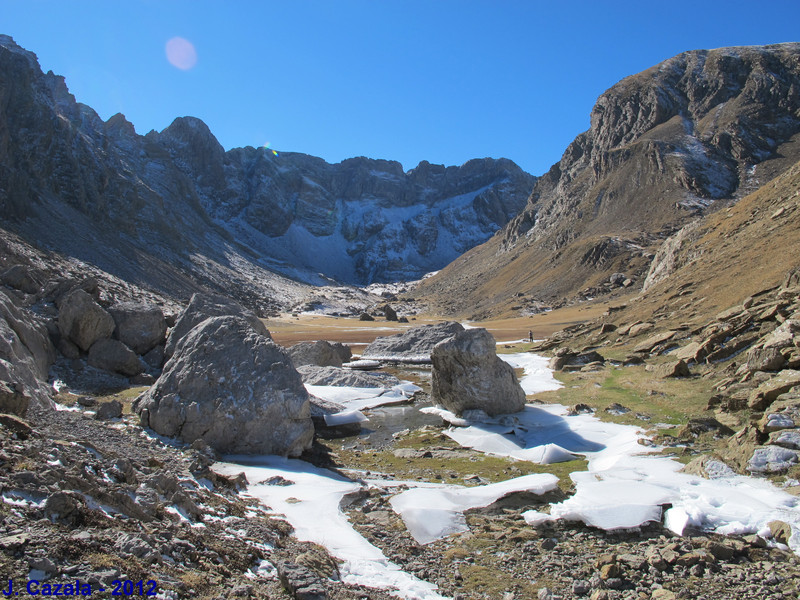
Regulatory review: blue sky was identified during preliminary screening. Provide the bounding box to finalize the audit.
[3,1,798,175]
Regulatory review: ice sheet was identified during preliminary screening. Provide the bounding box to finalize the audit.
[390,474,559,544]
[306,381,422,413]
[213,456,448,600]
[448,352,800,552]
[500,352,563,394]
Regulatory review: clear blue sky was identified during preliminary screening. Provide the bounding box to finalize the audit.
[3,0,798,176]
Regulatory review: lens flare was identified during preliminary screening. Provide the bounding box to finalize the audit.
[165,37,198,70]
[261,142,279,157]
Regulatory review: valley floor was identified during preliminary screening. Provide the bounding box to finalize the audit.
[3,310,800,600]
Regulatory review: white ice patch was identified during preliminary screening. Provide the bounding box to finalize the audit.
[306,382,421,413]
[213,456,448,600]
[324,410,369,426]
[390,474,559,544]
[764,413,796,431]
[445,351,800,553]
[500,352,562,395]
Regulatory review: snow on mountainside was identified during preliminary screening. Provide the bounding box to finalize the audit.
[0,34,535,306]
[155,116,536,284]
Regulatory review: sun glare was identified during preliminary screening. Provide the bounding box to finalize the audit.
[165,36,197,70]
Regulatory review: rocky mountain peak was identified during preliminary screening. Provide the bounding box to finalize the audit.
[416,43,800,317]
[0,36,536,306]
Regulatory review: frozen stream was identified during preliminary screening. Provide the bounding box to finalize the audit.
[214,352,799,599]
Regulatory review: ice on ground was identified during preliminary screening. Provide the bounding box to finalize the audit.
[424,404,612,464]
[323,410,369,426]
[390,474,559,544]
[213,456,448,600]
[307,381,422,414]
[445,352,800,553]
[500,352,562,394]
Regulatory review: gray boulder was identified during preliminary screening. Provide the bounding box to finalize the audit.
[288,341,343,368]
[0,290,55,414]
[431,328,526,416]
[135,315,313,456]
[297,365,401,388]
[95,399,123,420]
[1,265,43,295]
[88,339,145,377]
[58,289,115,352]
[165,293,270,358]
[109,303,167,355]
[331,342,352,364]
[363,321,464,363]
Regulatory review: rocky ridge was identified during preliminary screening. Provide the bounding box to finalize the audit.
[415,43,800,318]
[0,34,535,303]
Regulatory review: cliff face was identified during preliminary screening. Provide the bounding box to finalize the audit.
[415,43,800,318]
[0,35,535,296]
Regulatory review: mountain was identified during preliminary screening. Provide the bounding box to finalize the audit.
[414,43,800,318]
[0,34,535,312]
[155,119,535,283]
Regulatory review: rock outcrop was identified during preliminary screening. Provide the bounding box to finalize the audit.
[0,290,55,414]
[362,321,465,363]
[431,328,526,416]
[135,315,313,456]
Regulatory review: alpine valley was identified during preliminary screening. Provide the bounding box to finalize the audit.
[2,33,800,600]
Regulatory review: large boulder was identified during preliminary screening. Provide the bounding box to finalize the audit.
[297,365,401,388]
[88,339,145,377]
[135,316,313,456]
[58,289,115,352]
[0,290,55,414]
[288,341,343,368]
[362,321,464,363]
[431,328,526,416]
[165,293,270,358]
[108,303,167,355]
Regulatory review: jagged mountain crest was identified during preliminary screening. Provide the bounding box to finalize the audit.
[0,34,536,297]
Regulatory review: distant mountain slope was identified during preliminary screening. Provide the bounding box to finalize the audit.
[0,35,535,302]
[415,43,800,318]
[155,118,535,283]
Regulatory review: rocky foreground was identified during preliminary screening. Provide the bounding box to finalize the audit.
[1,380,799,600]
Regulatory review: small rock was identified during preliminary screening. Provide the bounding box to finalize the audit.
[572,580,591,596]
[655,359,691,378]
[95,399,123,420]
[540,538,557,551]
[768,520,793,545]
